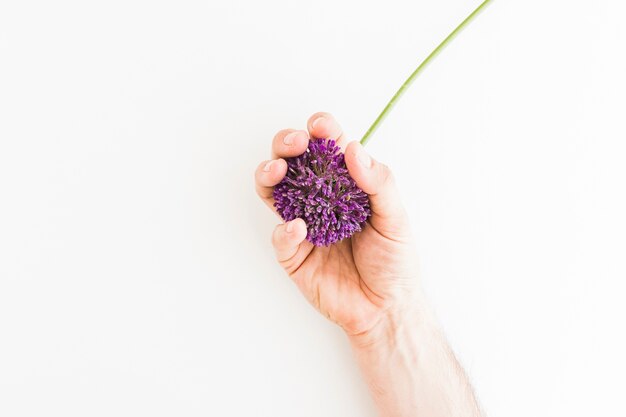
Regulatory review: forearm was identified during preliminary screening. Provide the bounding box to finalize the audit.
[348,295,482,417]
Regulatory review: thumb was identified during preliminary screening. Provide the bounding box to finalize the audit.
[345,141,410,239]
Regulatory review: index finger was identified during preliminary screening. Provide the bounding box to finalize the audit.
[306,112,348,151]
[271,129,310,160]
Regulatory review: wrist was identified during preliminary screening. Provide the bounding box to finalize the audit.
[347,290,436,352]
[346,291,444,417]
[345,291,482,417]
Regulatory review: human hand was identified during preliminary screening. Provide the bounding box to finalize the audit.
[256,113,482,417]
[255,112,421,337]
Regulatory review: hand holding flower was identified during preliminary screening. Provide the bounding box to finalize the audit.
[254,112,419,336]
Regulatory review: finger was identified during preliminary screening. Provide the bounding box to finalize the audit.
[344,141,410,240]
[271,129,310,160]
[255,158,288,212]
[272,218,311,273]
[306,112,348,150]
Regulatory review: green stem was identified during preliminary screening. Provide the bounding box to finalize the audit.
[360,0,493,146]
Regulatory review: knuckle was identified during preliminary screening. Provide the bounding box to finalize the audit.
[272,129,295,153]
[254,162,268,184]
[271,225,284,248]
[255,160,266,175]
[273,129,294,144]
[308,111,332,125]
[379,162,395,185]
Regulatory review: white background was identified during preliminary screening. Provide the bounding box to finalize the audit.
[1,0,625,416]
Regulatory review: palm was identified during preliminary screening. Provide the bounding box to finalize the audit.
[288,223,415,335]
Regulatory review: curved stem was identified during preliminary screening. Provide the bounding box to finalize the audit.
[360,0,493,146]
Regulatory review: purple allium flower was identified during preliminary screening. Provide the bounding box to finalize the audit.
[273,139,371,247]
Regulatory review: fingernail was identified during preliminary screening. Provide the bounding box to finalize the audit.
[356,147,372,168]
[285,220,294,233]
[312,116,325,129]
[263,160,274,172]
[283,131,297,146]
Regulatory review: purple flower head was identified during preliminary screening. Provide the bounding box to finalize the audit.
[273,139,371,247]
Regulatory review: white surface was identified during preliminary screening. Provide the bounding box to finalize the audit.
[1,0,625,416]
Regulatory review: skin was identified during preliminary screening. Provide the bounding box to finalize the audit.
[254,112,482,417]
